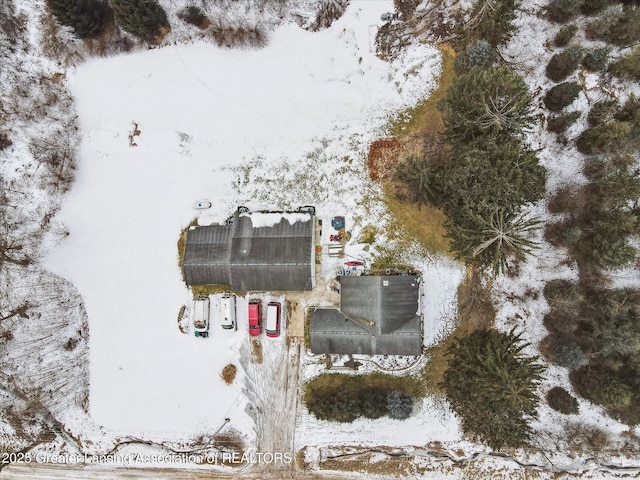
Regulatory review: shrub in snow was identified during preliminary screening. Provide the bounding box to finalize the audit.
[0,132,12,151]
[582,47,610,71]
[110,0,170,43]
[585,210,638,269]
[581,0,615,15]
[616,95,640,123]
[547,0,582,23]
[547,387,579,414]
[177,5,208,29]
[441,328,544,449]
[362,389,388,419]
[576,121,632,154]
[386,390,413,420]
[587,98,619,126]
[553,24,578,47]
[544,82,582,111]
[46,0,112,39]
[541,334,587,369]
[543,279,582,308]
[547,111,581,134]
[609,47,640,81]
[571,364,640,425]
[586,4,640,46]
[454,40,496,74]
[546,45,584,82]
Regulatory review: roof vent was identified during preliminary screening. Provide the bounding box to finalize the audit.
[383,280,389,287]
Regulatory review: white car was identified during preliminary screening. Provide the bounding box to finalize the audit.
[193,297,210,338]
[220,294,237,331]
[193,200,212,209]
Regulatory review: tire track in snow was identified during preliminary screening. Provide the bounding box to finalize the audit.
[240,337,301,471]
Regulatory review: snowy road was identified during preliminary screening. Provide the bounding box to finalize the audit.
[240,336,301,472]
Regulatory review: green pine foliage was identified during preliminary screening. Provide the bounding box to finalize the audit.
[386,391,414,419]
[587,99,620,126]
[547,0,582,23]
[553,24,578,47]
[109,0,170,43]
[546,45,585,82]
[609,47,640,81]
[442,328,544,449]
[544,82,582,111]
[454,40,496,74]
[576,121,633,154]
[304,373,422,423]
[581,0,615,15]
[582,47,610,71]
[440,66,534,142]
[587,4,640,46]
[546,387,579,414]
[46,0,112,39]
[586,4,624,39]
[571,362,640,424]
[463,0,521,46]
[447,209,542,273]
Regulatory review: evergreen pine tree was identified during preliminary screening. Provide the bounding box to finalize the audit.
[109,0,170,43]
[46,0,112,39]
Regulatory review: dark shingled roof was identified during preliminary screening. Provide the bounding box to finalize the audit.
[309,275,422,356]
[183,213,314,291]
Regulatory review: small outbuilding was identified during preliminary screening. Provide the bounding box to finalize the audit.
[309,275,422,356]
[182,211,315,291]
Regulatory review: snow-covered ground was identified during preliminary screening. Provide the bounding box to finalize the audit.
[45,0,442,442]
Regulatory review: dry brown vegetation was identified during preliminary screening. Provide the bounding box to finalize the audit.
[367,44,456,258]
[221,364,237,384]
[421,265,495,393]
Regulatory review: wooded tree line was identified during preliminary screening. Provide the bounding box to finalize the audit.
[395,0,546,275]
[541,0,640,427]
[46,0,170,43]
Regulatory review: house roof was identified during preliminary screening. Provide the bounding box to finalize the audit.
[182,212,314,291]
[309,275,422,356]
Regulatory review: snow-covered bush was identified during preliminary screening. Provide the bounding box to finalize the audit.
[586,4,640,46]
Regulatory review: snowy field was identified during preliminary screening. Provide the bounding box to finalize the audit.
[46,1,441,440]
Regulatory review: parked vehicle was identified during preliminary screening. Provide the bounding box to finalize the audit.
[193,200,212,209]
[331,216,345,229]
[266,302,281,338]
[248,301,262,336]
[297,205,316,215]
[193,297,210,338]
[220,294,236,330]
[345,260,364,267]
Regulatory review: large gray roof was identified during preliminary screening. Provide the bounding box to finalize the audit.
[183,213,314,291]
[309,275,422,356]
